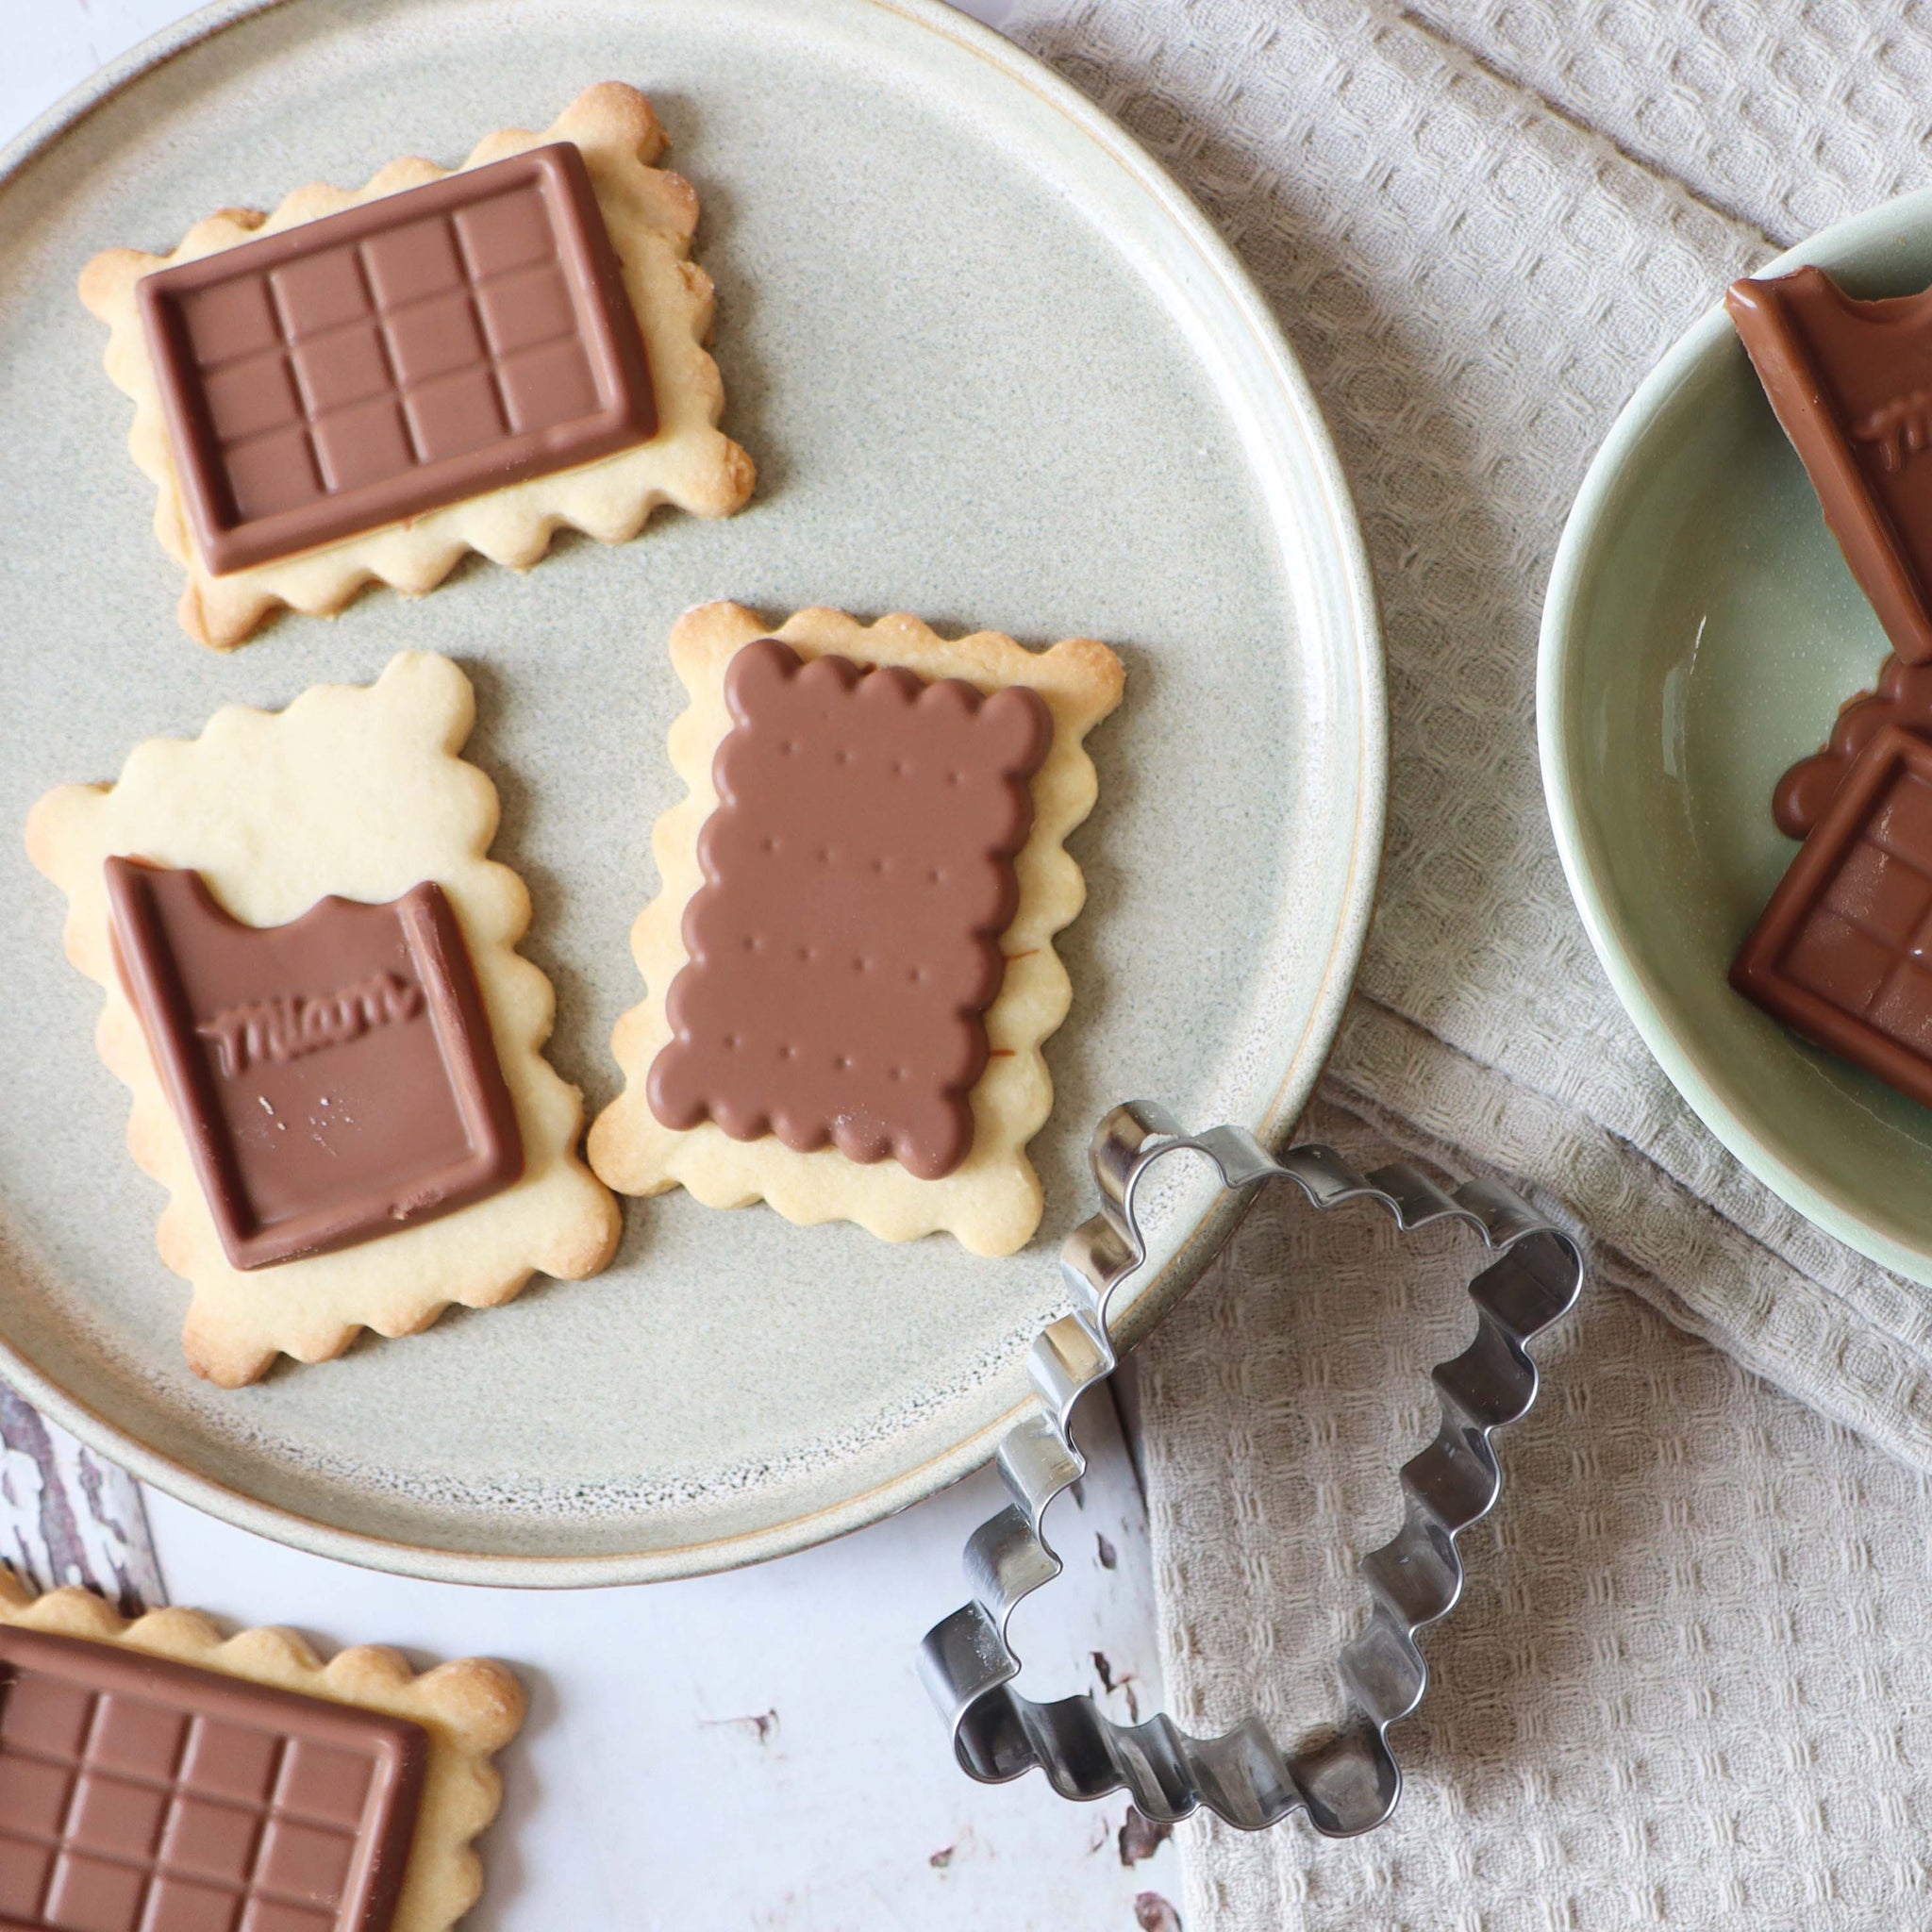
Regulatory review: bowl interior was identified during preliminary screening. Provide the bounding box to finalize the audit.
[1545,193,1932,1280]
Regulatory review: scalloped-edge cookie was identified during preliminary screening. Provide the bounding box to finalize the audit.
[79,82,754,650]
[25,652,620,1386]
[0,1569,524,1932]
[587,602,1124,1256]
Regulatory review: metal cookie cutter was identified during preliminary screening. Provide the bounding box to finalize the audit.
[919,1102,1583,1837]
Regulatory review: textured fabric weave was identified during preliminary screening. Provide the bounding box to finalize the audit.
[996,0,1932,1922]
[1139,1098,1932,1930]
[1009,0,1932,1473]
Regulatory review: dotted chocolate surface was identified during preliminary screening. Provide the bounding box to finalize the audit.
[137,142,654,575]
[0,1624,425,1932]
[647,638,1053,1181]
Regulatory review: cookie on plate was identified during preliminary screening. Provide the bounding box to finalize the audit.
[588,602,1124,1256]
[0,1568,522,1932]
[25,652,619,1386]
[80,82,753,649]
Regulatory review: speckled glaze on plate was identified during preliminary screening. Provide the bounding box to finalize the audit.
[0,0,1383,1583]
[1541,192,1932,1289]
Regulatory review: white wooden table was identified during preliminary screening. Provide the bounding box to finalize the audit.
[1,4,1182,1926]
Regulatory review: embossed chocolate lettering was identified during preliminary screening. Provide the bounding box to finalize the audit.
[196,970,424,1075]
[1854,389,1932,472]
[1729,265,1932,665]
[104,858,522,1269]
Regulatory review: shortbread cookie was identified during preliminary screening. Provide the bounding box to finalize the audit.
[0,1569,522,1932]
[80,82,753,649]
[25,652,620,1386]
[588,603,1124,1256]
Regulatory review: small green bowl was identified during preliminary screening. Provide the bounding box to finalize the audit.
[1540,192,1932,1285]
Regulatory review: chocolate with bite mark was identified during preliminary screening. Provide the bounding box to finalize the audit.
[105,858,522,1270]
[1734,724,1932,1108]
[0,1623,425,1932]
[1729,265,1932,667]
[137,142,655,575]
[647,638,1053,1181]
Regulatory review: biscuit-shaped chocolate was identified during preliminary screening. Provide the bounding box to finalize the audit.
[1735,724,1932,1108]
[106,861,523,1270]
[25,652,619,1385]
[80,84,753,649]
[1729,266,1932,666]
[138,142,656,575]
[0,1568,522,1932]
[647,638,1053,1181]
[1773,653,1932,838]
[589,604,1124,1257]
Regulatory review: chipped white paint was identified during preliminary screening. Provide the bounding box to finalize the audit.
[0,1385,162,1610]
[143,1391,1182,1932]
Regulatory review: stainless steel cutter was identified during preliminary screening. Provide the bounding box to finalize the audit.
[919,1101,1583,1836]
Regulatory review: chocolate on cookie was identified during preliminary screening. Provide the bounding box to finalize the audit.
[80,84,752,649]
[590,603,1124,1257]
[0,1570,522,1932]
[26,653,618,1385]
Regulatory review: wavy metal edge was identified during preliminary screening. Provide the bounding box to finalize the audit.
[918,1101,1584,1836]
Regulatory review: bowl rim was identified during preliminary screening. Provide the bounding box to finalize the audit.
[1539,184,1932,1288]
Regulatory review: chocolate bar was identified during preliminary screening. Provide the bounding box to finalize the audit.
[1773,653,1932,838]
[1734,723,1932,1106]
[647,638,1052,1180]
[0,1623,425,1932]
[106,859,522,1270]
[137,142,655,575]
[1729,266,1932,666]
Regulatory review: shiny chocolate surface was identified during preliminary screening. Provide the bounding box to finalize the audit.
[105,859,522,1270]
[0,1624,425,1932]
[1735,724,1932,1108]
[1774,653,1932,839]
[137,142,654,575]
[647,639,1052,1181]
[1730,265,1932,666]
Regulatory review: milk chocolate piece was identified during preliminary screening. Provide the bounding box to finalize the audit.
[647,639,1053,1180]
[1729,266,1932,666]
[1734,724,1932,1108]
[137,142,655,575]
[105,859,522,1270]
[1774,653,1932,837]
[0,1623,425,1932]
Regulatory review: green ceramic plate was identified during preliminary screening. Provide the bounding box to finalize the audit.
[1541,192,1932,1284]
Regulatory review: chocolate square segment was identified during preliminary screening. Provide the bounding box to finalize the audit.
[1729,266,1932,665]
[647,639,1053,1180]
[0,1625,425,1932]
[105,859,522,1271]
[1734,725,1932,1108]
[138,142,655,575]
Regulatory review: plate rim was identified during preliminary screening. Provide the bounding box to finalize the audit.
[1540,185,1932,1291]
[0,0,1387,1584]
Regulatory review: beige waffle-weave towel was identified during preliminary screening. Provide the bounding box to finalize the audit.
[1006,0,1932,1469]
[1141,1097,1932,1929]
[997,1,1932,1921]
